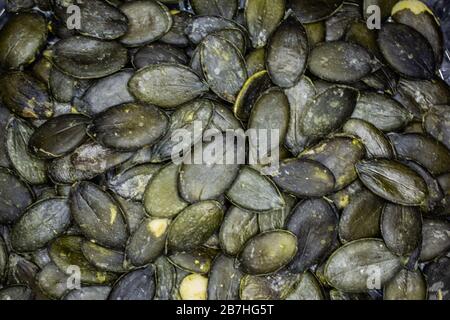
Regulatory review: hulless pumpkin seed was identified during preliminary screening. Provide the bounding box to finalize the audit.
[207,254,243,300]
[109,266,155,300]
[383,268,427,300]
[168,248,214,274]
[81,241,126,273]
[132,43,189,69]
[285,272,324,300]
[420,219,450,262]
[191,0,238,19]
[179,273,208,300]
[289,0,344,23]
[238,230,297,275]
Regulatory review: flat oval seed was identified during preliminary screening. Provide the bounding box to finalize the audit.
[239,230,297,275]
[384,268,427,300]
[191,0,238,19]
[128,63,208,108]
[289,0,344,23]
[0,168,33,224]
[207,254,243,300]
[109,266,155,300]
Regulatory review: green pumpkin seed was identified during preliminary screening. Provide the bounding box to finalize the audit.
[212,28,247,55]
[392,0,443,63]
[29,114,91,159]
[300,86,358,140]
[143,164,189,218]
[0,12,47,69]
[424,105,450,150]
[0,167,33,224]
[339,189,383,243]
[191,0,238,19]
[168,248,214,274]
[151,99,214,162]
[53,0,127,40]
[6,118,48,185]
[325,3,361,42]
[219,206,259,256]
[233,70,272,122]
[345,21,380,58]
[258,193,297,232]
[343,118,394,159]
[107,163,162,202]
[51,36,128,79]
[208,254,243,300]
[0,285,33,300]
[381,204,422,258]
[308,41,372,83]
[239,230,297,275]
[239,274,278,300]
[420,219,450,262]
[114,195,146,235]
[226,166,285,212]
[300,136,365,191]
[378,23,436,80]
[207,101,243,133]
[49,236,117,285]
[88,103,169,151]
[266,15,308,88]
[185,15,246,45]
[154,256,176,300]
[245,0,285,48]
[289,0,344,23]
[384,268,427,300]
[325,239,402,292]
[132,43,189,69]
[287,199,338,273]
[6,253,40,289]
[356,159,428,206]
[179,273,208,300]
[200,35,247,103]
[63,286,111,300]
[424,255,450,300]
[11,198,71,253]
[160,10,191,47]
[273,158,335,197]
[167,201,223,252]
[70,182,128,250]
[284,76,316,155]
[126,218,169,267]
[49,67,91,104]
[179,135,241,203]
[119,1,172,46]
[352,92,413,131]
[245,48,266,77]
[0,72,53,119]
[129,63,208,108]
[81,241,126,273]
[109,266,155,300]
[76,70,135,116]
[37,263,70,299]
[285,272,324,300]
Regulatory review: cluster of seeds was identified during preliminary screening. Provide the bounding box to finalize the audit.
[0,0,449,300]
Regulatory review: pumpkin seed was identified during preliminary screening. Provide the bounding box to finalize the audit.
[167,200,223,252]
[143,163,189,218]
[226,166,285,212]
[420,219,450,262]
[132,43,189,69]
[126,218,169,267]
[185,15,246,45]
[285,272,324,300]
[245,48,266,77]
[179,273,208,300]
[129,63,208,108]
[119,1,172,47]
[53,0,128,40]
[109,266,155,300]
[81,241,126,273]
[339,189,383,243]
[207,254,243,300]
[287,199,338,273]
[200,35,247,103]
[49,236,117,285]
[160,10,191,47]
[154,256,176,300]
[63,286,111,300]
[383,268,427,300]
[423,105,450,150]
[70,182,128,250]
[289,0,344,23]
[37,263,70,299]
[356,159,428,206]
[191,0,238,19]
[378,23,436,80]
[239,274,278,300]
[0,167,33,224]
[0,12,47,69]
[239,230,297,275]
[219,206,259,256]
[258,193,297,232]
[6,118,48,185]
[168,247,214,274]
[273,158,335,197]
[11,198,71,253]
[29,114,91,159]
[0,72,53,120]
[308,41,373,83]
[51,36,128,79]
[266,15,308,88]
[325,239,402,292]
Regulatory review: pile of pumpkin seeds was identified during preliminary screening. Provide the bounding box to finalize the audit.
[0,0,449,300]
